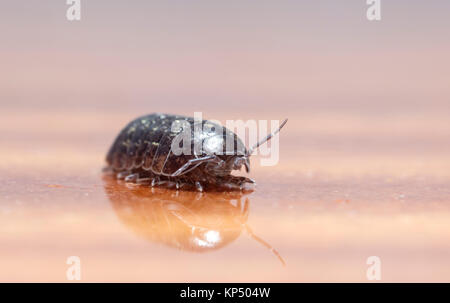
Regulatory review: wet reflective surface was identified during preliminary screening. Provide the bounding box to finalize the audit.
[1,109,450,282]
[104,177,285,264]
[105,178,251,252]
[2,1,450,281]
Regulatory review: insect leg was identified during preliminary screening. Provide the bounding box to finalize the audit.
[170,155,216,177]
[116,171,131,179]
[136,178,152,185]
[195,181,204,192]
[242,177,256,184]
[151,177,160,187]
[220,176,256,190]
[156,180,176,188]
[124,173,139,183]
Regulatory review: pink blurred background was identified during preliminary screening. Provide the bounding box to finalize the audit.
[1,1,450,282]
[1,1,449,115]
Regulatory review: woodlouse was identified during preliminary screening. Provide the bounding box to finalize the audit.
[105,113,287,191]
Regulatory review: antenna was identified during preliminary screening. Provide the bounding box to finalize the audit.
[245,225,286,266]
[239,198,285,266]
[247,119,288,156]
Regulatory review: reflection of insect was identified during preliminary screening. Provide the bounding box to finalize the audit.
[105,113,287,191]
[104,176,285,265]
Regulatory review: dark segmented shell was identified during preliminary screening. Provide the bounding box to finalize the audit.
[106,113,247,177]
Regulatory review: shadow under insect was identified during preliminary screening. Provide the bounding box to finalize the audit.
[103,176,285,264]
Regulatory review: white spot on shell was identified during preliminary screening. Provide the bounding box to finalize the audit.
[171,120,184,133]
[203,135,223,154]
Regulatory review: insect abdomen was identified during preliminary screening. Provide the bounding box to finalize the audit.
[106,113,191,175]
